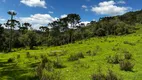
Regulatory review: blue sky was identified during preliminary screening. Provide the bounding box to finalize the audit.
[0,0,141,29]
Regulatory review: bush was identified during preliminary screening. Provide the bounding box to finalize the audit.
[92,69,121,80]
[68,52,84,61]
[68,55,79,61]
[53,61,66,69]
[107,54,121,64]
[7,58,14,63]
[86,50,96,56]
[36,57,54,79]
[76,52,85,58]
[54,56,66,68]
[123,41,135,46]
[92,51,97,56]
[119,60,134,71]
[86,50,91,56]
[106,69,120,80]
[19,31,38,49]
[124,51,132,60]
[34,56,38,60]
[96,28,106,36]
[17,54,20,59]
[92,73,105,80]
[26,52,31,58]
[41,69,61,80]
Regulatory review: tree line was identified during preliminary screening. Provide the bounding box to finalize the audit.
[0,10,142,52]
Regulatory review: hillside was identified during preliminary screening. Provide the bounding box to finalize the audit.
[0,24,142,80]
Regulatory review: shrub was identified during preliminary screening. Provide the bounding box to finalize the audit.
[92,73,105,80]
[76,52,85,58]
[68,52,84,61]
[36,57,54,79]
[96,28,106,36]
[106,69,120,80]
[34,56,38,59]
[92,69,121,80]
[92,51,97,56]
[53,61,66,68]
[7,58,14,63]
[124,51,132,60]
[123,41,135,46]
[113,54,121,64]
[40,54,44,59]
[68,55,79,61]
[17,54,20,59]
[119,60,134,71]
[54,56,66,68]
[86,50,91,56]
[41,69,61,80]
[48,52,57,56]
[86,50,96,56]
[107,54,121,64]
[41,69,54,80]
[26,52,31,58]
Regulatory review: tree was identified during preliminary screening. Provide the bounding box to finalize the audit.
[96,28,106,36]
[19,31,38,49]
[67,14,81,28]
[66,14,81,43]
[19,22,31,34]
[7,11,20,52]
[59,17,69,32]
[0,24,5,51]
[39,26,49,35]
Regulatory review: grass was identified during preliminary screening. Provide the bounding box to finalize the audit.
[0,24,142,80]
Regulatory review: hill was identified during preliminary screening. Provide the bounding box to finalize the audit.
[0,24,142,80]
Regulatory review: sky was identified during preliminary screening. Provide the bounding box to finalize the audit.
[0,0,141,29]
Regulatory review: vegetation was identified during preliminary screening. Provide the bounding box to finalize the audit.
[1,10,142,52]
[0,10,142,80]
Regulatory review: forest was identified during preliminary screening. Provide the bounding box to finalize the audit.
[1,10,142,52]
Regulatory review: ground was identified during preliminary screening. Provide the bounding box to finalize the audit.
[0,24,142,80]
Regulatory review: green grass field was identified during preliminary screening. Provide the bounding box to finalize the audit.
[0,24,142,80]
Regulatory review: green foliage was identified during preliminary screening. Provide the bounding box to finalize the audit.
[7,58,14,63]
[26,52,31,58]
[123,41,136,46]
[96,28,106,36]
[41,69,61,80]
[1,10,142,80]
[105,69,121,80]
[124,51,132,60]
[68,52,84,61]
[107,53,121,64]
[17,54,20,59]
[92,68,121,80]
[19,31,38,49]
[119,60,134,71]
[68,54,79,61]
[53,57,66,68]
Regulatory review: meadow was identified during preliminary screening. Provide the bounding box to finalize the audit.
[0,24,142,80]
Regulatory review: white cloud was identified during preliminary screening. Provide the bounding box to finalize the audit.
[60,14,67,18]
[93,19,96,21]
[0,17,6,23]
[48,11,54,14]
[19,14,57,29]
[82,5,87,8]
[80,21,90,26]
[91,1,131,16]
[82,5,88,11]
[20,0,47,8]
[117,1,126,4]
